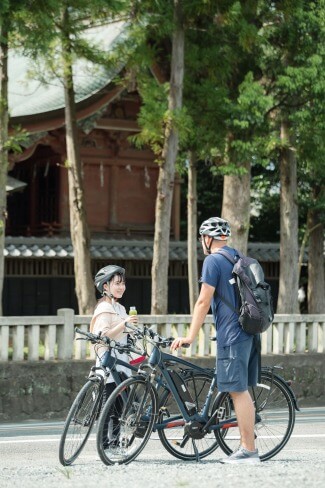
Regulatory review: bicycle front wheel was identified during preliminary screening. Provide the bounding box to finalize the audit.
[213,372,295,461]
[158,372,219,461]
[96,376,157,465]
[59,378,103,466]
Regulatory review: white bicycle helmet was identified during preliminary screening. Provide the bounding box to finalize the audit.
[199,217,231,240]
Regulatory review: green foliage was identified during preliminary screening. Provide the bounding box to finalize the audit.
[130,76,167,157]
[3,127,28,152]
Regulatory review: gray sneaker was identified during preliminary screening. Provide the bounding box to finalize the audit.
[220,446,261,464]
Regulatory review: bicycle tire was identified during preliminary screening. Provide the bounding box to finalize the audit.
[213,371,295,461]
[96,375,157,465]
[158,372,220,461]
[59,378,103,466]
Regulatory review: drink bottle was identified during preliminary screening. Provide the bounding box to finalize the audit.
[129,306,137,316]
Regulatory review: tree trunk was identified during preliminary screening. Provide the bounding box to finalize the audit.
[277,119,299,313]
[0,20,8,316]
[307,194,325,313]
[151,0,184,314]
[187,151,199,312]
[222,141,251,254]
[62,10,96,314]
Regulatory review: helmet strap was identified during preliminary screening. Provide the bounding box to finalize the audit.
[203,235,213,254]
[103,282,118,301]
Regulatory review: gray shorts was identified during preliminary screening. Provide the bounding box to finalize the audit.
[217,337,259,392]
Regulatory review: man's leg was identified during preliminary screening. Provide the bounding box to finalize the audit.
[230,390,256,451]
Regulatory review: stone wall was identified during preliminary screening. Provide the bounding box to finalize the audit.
[0,354,324,422]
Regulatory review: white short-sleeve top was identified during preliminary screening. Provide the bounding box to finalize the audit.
[91,300,131,382]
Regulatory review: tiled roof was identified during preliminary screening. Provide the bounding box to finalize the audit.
[4,237,304,262]
[8,22,128,118]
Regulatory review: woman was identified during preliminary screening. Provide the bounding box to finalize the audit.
[91,264,138,364]
[90,264,138,447]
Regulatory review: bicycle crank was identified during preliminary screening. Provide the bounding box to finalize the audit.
[184,421,206,440]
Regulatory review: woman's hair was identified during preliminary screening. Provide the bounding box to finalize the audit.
[110,273,125,284]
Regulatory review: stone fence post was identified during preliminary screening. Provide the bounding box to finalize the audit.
[57,308,75,360]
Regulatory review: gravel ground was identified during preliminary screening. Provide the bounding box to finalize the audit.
[1,433,324,488]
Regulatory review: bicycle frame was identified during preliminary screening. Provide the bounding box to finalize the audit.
[149,349,298,435]
[92,342,213,412]
[141,347,216,431]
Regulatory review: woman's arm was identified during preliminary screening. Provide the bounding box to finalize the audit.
[93,312,137,340]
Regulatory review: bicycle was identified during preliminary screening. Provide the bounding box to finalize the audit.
[96,327,299,465]
[59,328,144,466]
[59,327,215,465]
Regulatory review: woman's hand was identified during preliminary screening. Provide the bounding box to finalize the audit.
[124,314,139,331]
[170,336,193,351]
[127,314,138,325]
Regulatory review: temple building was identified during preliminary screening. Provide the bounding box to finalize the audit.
[5,22,283,315]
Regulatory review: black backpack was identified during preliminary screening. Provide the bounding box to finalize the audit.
[215,249,274,335]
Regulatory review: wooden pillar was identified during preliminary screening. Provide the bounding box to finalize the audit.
[108,164,118,226]
[30,163,38,234]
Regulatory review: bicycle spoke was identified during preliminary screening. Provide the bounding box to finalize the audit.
[214,372,295,461]
[158,373,220,461]
[97,377,157,465]
[59,380,102,466]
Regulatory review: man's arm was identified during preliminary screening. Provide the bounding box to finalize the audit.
[170,282,215,350]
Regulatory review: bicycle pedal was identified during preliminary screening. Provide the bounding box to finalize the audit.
[217,407,225,419]
[159,407,170,417]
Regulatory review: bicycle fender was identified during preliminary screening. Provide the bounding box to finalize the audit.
[262,370,300,411]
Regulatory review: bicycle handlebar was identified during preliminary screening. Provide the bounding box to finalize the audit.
[75,326,190,353]
[74,327,145,357]
[131,326,191,349]
[75,327,110,345]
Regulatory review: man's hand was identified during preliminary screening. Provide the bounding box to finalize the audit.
[170,336,193,351]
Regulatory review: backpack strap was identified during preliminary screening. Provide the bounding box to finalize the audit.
[214,249,240,314]
[216,248,236,265]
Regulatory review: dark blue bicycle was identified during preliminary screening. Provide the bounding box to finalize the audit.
[96,327,299,465]
[59,326,215,465]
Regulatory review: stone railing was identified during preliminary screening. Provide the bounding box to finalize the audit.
[0,309,324,361]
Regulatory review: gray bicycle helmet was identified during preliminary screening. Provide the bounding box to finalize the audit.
[94,265,125,294]
[199,217,231,240]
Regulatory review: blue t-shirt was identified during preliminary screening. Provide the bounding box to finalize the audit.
[200,246,250,347]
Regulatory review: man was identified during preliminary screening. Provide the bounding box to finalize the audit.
[171,217,260,464]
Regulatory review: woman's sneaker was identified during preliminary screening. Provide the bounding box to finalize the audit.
[220,446,261,464]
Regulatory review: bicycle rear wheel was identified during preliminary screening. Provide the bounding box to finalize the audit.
[59,378,103,466]
[213,372,295,461]
[158,372,219,461]
[96,376,157,465]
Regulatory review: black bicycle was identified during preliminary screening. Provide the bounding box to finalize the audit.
[96,327,299,465]
[59,327,215,465]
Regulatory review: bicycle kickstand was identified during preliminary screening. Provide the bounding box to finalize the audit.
[192,439,201,463]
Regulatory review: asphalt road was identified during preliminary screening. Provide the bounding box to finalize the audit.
[0,407,324,488]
